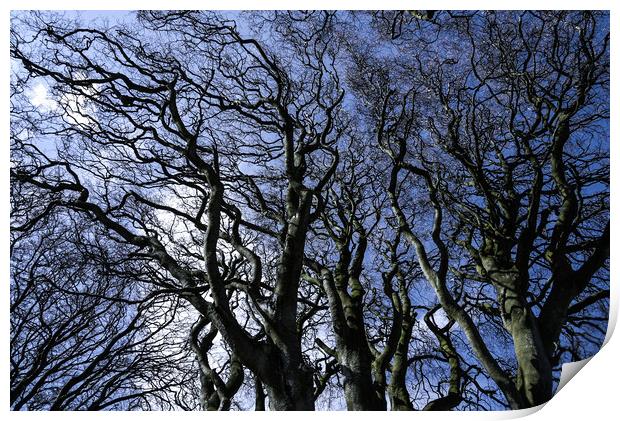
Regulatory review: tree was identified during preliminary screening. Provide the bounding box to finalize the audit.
[10,10,609,411]
[357,10,610,408]
[9,205,193,410]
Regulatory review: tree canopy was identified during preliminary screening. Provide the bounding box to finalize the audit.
[10,10,609,411]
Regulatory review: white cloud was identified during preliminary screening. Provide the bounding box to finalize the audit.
[27,82,57,111]
[27,80,97,127]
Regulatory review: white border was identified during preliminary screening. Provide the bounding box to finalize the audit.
[2,2,617,420]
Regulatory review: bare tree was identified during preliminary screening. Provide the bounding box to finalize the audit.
[10,10,609,411]
[353,10,609,409]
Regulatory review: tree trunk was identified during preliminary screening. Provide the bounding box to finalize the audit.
[484,259,553,408]
[339,348,386,410]
[387,323,414,410]
[254,378,266,411]
[264,365,315,410]
[509,303,553,407]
